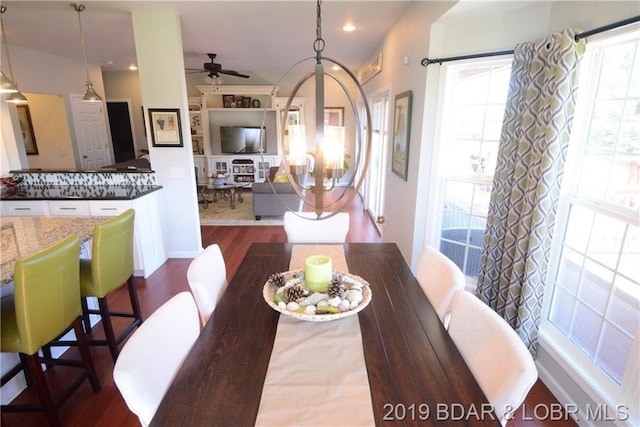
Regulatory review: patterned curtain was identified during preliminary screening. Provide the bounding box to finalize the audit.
[476,29,585,355]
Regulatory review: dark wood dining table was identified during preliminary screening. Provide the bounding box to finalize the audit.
[151,243,500,426]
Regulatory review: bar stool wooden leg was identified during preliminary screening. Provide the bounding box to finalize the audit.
[72,317,100,392]
[25,354,60,427]
[127,276,143,327]
[97,298,120,361]
[80,297,92,334]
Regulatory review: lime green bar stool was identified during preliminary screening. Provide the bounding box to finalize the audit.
[80,209,143,361]
[1,234,101,427]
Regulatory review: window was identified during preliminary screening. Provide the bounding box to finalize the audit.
[435,60,512,278]
[544,27,639,413]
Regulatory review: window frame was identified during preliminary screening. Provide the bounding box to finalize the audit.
[539,25,640,422]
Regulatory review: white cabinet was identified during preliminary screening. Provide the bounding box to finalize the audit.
[0,193,167,278]
[1,201,48,216]
[197,85,277,110]
[205,155,278,184]
[49,200,90,216]
[88,200,133,217]
[195,85,281,157]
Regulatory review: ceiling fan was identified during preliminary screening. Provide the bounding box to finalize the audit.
[186,53,250,79]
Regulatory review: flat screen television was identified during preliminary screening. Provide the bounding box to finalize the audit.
[220,126,266,154]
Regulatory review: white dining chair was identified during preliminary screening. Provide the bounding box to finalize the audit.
[415,245,465,327]
[283,211,350,243]
[446,291,538,426]
[187,244,228,326]
[113,292,200,427]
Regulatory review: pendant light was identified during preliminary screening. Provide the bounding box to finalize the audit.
[0,6,27,103]
[265,0,372,219]
[71,3,102,102]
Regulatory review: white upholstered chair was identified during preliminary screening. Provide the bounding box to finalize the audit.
[187,244,228,326]
[415,245,466,327]
[447,291,538,426]
[283,211,350,243]
[113,292,200,427]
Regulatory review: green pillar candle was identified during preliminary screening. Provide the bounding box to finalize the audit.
[304,255,332,292]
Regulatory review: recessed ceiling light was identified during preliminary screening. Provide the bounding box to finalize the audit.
[129,65,138,71]
[331,65,341,71]
[342,24,356,32]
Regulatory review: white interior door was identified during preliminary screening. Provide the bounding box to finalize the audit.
[364,92,389,231]
[70,95,112,169]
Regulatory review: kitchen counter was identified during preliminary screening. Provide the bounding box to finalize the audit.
[1,216,103,286]
[0,185,163,201]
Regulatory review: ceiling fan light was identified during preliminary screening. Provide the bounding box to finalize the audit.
[6,89,28,104]
[83,80,103,102]
[0,70,18,93]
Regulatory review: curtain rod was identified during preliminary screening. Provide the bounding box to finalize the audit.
[421,15,640,67]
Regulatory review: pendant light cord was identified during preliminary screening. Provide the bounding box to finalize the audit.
[0,6,17,81]
[72,3,92,82]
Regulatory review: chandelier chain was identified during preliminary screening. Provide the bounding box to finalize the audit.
[313,0,325,61]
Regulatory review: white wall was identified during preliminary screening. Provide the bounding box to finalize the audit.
[132,9,202,258]
[362,1,454,263]
[0,45,106,174]
[23,93,75,169]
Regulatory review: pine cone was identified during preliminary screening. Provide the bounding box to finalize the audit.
[268,272,285,290]
[284,284,305,302]
[327,279,345,299]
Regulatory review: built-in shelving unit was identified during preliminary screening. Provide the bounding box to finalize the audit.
[192,85,290,185]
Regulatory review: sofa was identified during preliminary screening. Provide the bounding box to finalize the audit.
[252,167,302,220]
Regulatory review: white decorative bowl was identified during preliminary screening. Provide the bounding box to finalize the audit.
[262,270,372,322]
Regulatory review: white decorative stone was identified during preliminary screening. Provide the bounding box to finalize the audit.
[328,296,342,307]
[345,289,363,304]
[338,300,351,312]
[278,301,287,310]
[286,301,300,312]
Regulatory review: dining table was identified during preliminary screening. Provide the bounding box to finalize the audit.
[0,216,102,288]
[151,243,500,426]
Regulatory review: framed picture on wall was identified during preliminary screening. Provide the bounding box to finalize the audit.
[324,107,344,127]
[391,90,412,181]
[17,105,38,155]
[148,108,184,147]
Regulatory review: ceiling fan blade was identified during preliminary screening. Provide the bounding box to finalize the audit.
[219,69,250,78]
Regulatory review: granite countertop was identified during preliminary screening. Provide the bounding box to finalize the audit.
[0,185,163,201]
[1,216,103,286]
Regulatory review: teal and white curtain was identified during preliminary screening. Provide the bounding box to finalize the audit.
[476,29,585,355]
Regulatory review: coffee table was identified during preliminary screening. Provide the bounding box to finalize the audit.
[198,182,250,209]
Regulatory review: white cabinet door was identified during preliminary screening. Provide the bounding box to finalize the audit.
[88,201,132,217]
[1,201,49,216]
[48,201,90,216]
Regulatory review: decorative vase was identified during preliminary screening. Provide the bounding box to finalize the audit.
[252,99,261,108]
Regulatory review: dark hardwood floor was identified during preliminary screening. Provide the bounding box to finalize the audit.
[1,193,575,426]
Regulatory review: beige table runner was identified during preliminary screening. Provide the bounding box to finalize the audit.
[255,245,375,426]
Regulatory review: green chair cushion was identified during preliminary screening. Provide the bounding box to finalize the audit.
[0,295,20,353]
[1,234,81,355]
[79,209,135,298]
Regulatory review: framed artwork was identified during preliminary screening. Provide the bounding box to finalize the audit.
[324,107,344,127]
[148,108,183,147]
[391,90,412,181]
[17,105,38,155]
